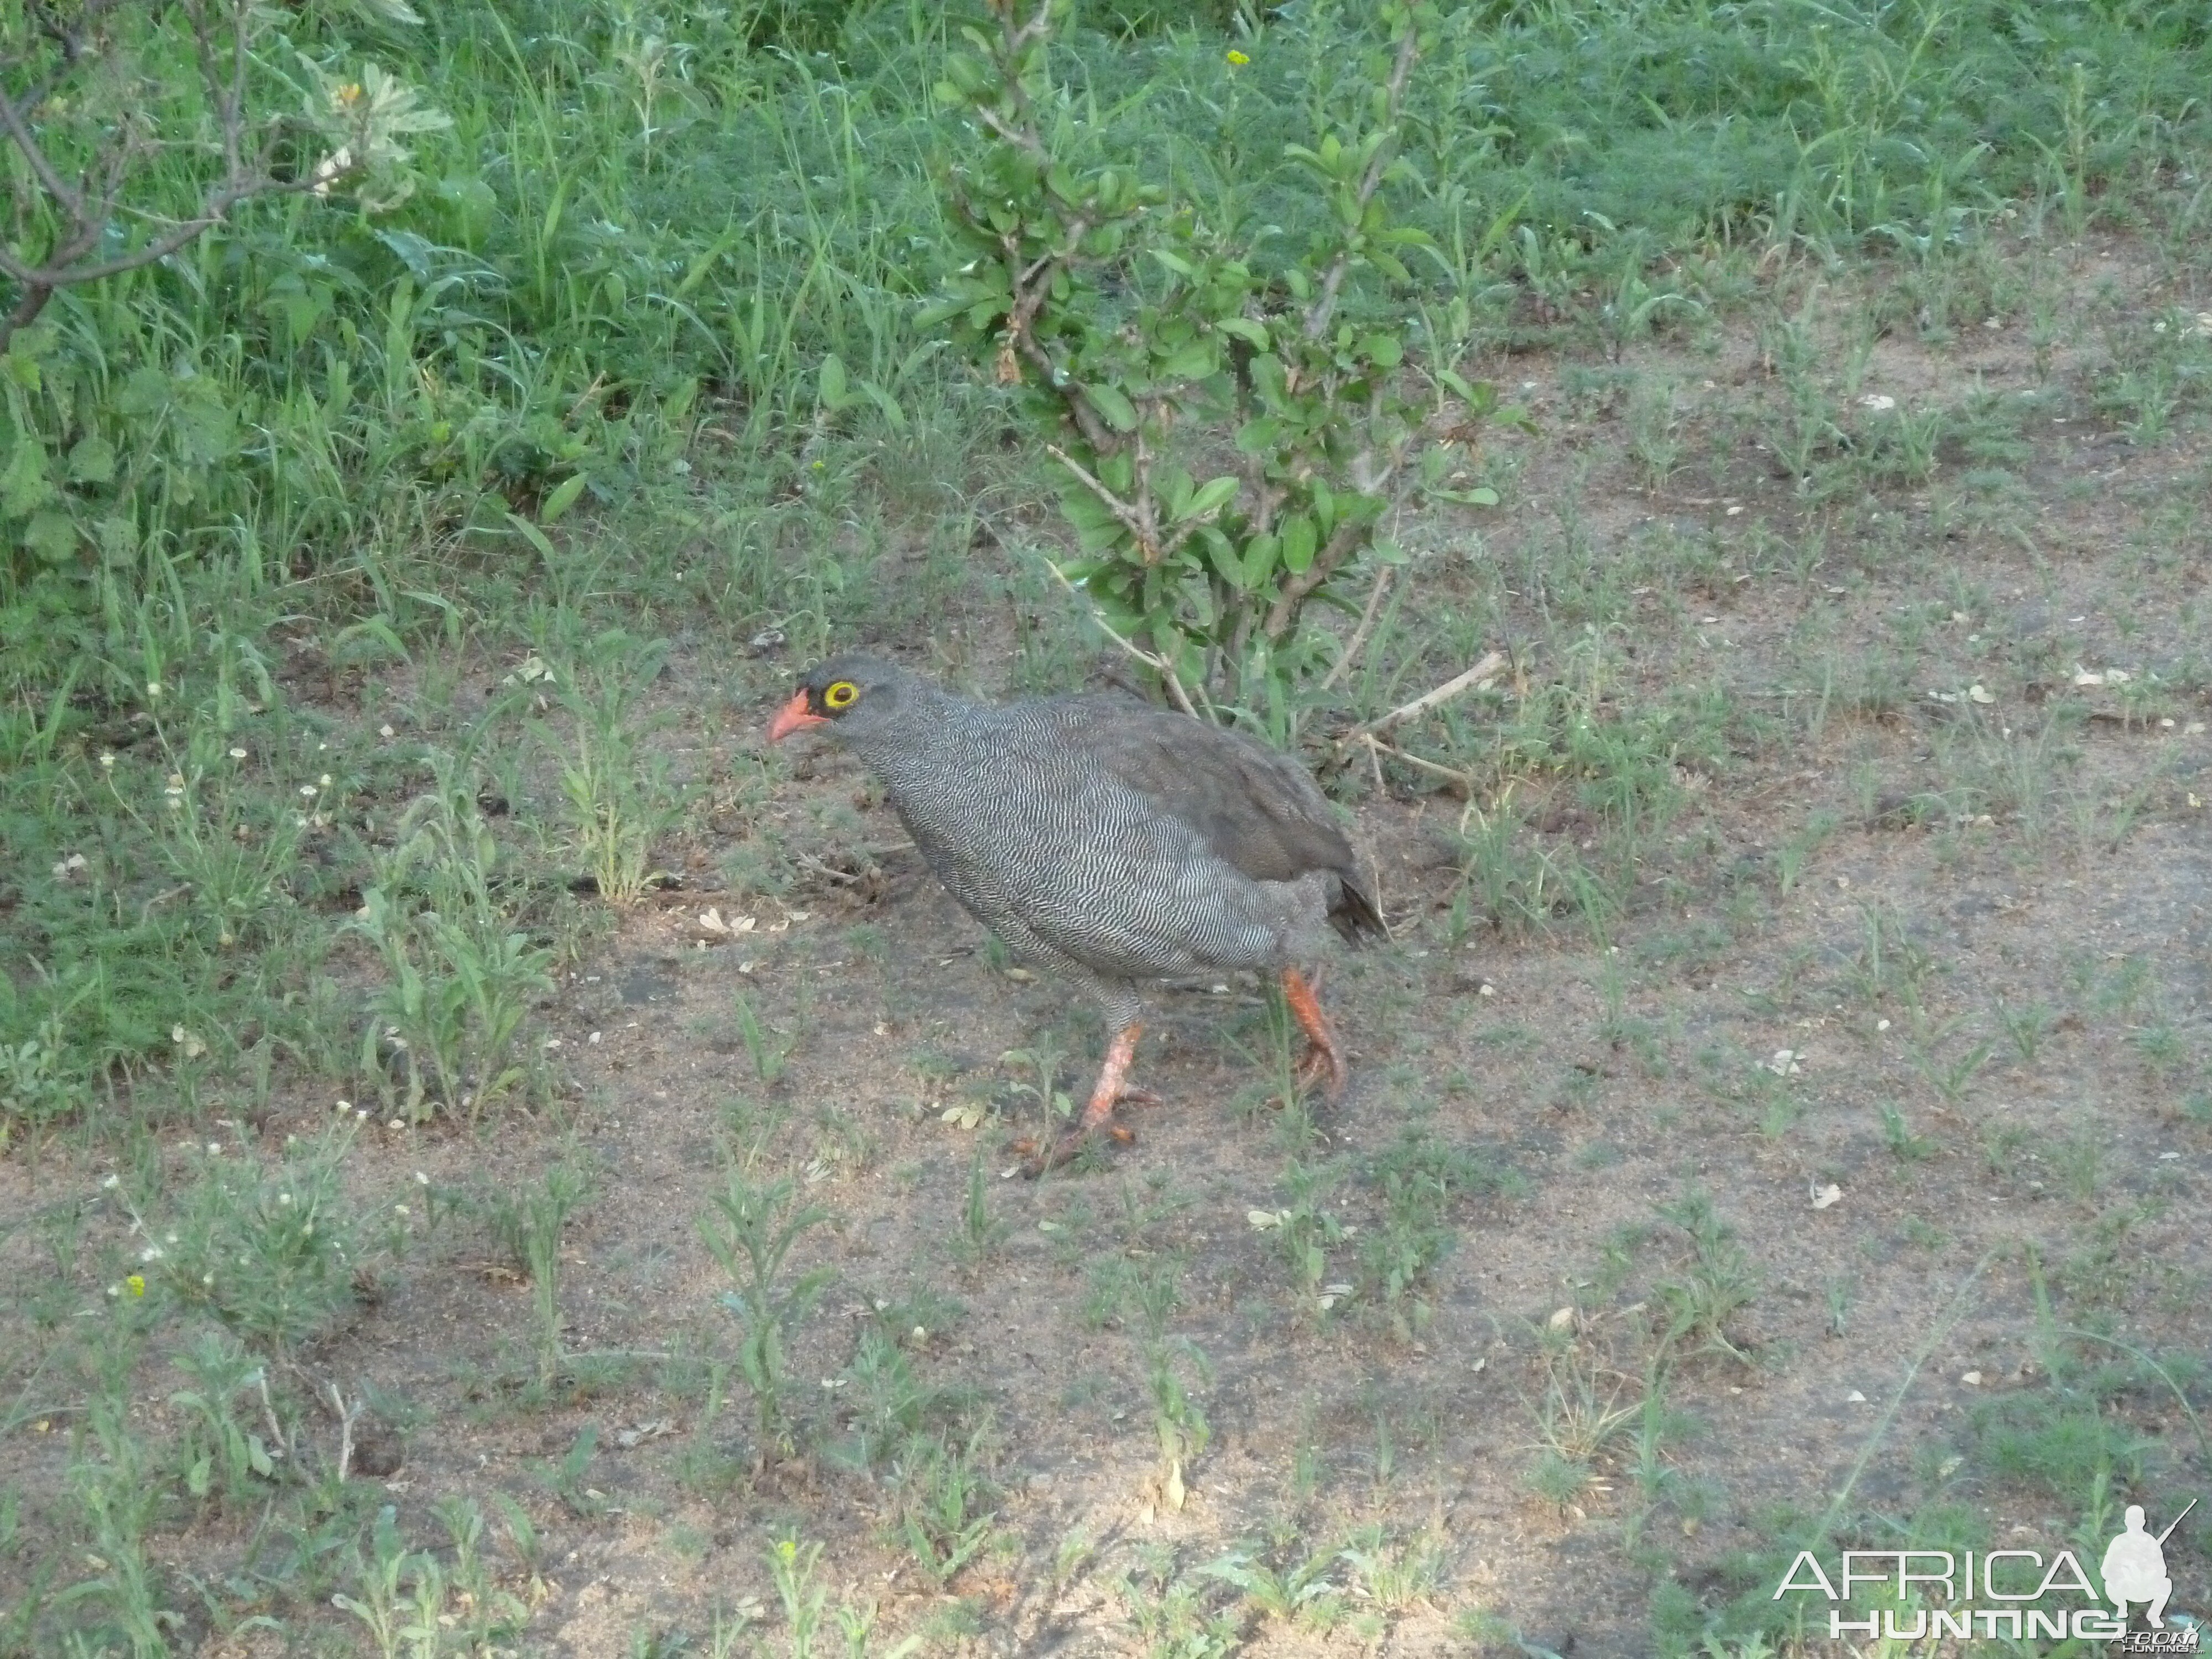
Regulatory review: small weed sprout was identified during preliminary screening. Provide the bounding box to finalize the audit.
[1128,1258,1211,1509]
[889,1429,999,1587]
[168,1330,279,1506]
[1879,1102,1933,1161]
[486,1163,593,1389]
[1200,1535,1342,1624]
[951,1152,1008,1269]
[700,1166,834,1455]
[1996,998,2053,1063]
[349,768,554,1122]
[547,632,685,904]
[731,992,795,1086]
[1266,1159,1346,1318]
[1651,1193,1759,1365]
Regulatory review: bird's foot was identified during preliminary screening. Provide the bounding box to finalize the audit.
[1015,1024,1156,1177]
[1292,1039,1348,1101]
[1281,967,1348,1102]
[1016,1086,1163,1176]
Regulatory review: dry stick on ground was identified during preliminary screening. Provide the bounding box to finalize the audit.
[325,1381,362,1483]
[1329,648,1509,775]
[1358,649,1510,740]
[0,0,359,351]
[1359,731,1473,796]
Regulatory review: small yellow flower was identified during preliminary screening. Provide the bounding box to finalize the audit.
[1226,48,1249,65]
[125,1275,145,1298]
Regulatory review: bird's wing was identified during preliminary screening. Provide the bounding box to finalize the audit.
[1052,696,1383,940]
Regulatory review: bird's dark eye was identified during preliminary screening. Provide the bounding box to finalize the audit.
[823,680,859,711]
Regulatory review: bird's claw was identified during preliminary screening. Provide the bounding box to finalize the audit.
[1017,1089,1157,1177]
[1293,1041,1348,1102]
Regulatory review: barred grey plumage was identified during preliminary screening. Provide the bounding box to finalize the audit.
[767,653,1380,1168]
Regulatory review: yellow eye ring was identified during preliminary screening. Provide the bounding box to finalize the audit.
[822,680,859,711]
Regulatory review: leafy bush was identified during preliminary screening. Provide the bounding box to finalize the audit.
[929,0,1503,724]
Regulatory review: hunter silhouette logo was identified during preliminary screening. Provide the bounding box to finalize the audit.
[1771,1493,2200,1644]
[2104,1500,2197,1653]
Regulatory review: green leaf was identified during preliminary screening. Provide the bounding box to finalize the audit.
[1434,367,1478,402]
[1086,383,1138,432]
[24,509,76,562]
[1361,333,1405,369]
[1240,533,1280,590]
[504,511,559,564]
[1157,343,1217,381]
[1279,514,1317,574]
[539,473,589,524]
[1,439,55,519]
[1234,416,1280,456]
[818,352,850,410]
[859,379,909,434]
[173,384,235,466]
[1216,316,1269,348]
[117,365,171,418]
[65,435,116,486]
[1182,474,1240,521]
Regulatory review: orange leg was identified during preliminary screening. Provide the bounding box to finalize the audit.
[1282,966,1347,1100]
[1022,1024,1157,1176]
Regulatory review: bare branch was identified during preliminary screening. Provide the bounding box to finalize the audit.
[1044,441,1157,561]
[1354,730,1473,795]
[0,68,85,216]
[0,0,367,351]
[325,1380,362,1482]
[1259,507,1365,642]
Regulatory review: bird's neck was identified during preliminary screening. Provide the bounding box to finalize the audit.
[842,683,990,789]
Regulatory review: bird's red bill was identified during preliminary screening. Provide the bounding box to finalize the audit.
[767,689,825,742]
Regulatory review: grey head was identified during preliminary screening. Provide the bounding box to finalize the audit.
[765,653,927,747]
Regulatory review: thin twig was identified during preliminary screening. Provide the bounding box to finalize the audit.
[326,1381,361,1482]
[255,1370,290,1467]
[1317,566,1396,694]
[1358,731,1473,795]
[1258,446,1410,642]
[791,850,866,885]
[1043,442,1156,560]
[0,0,360,351]
[1042,558,1200,719]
